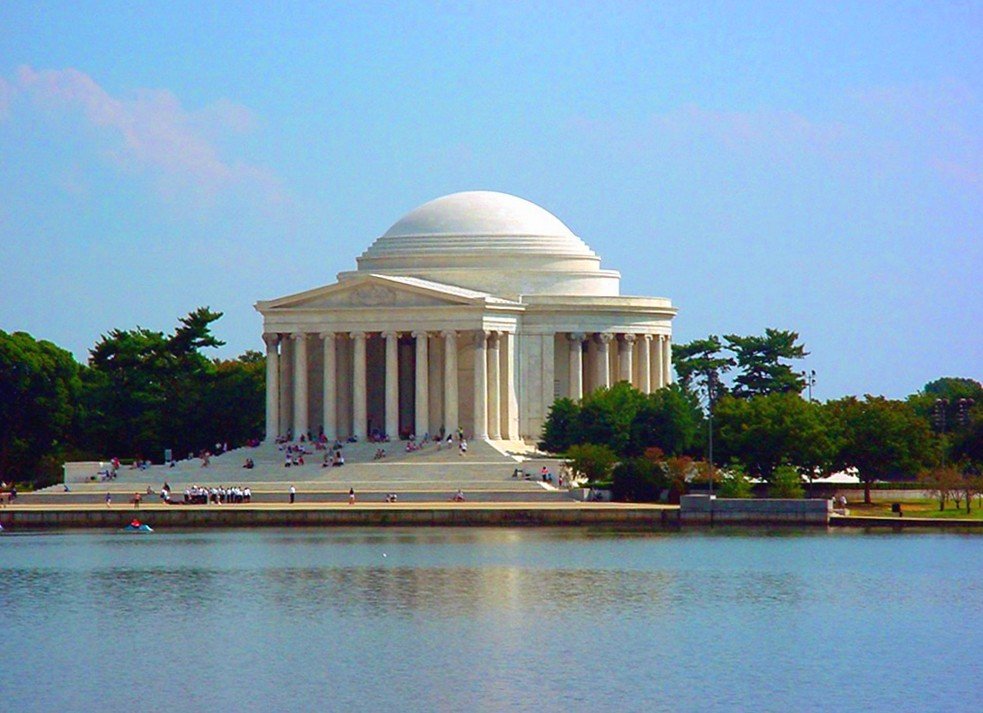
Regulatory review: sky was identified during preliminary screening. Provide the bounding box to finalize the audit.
[0,1,980,400]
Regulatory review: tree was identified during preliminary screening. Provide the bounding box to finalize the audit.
[79,307,229,460]
[672,335,733,400]
[922,466,963,511]
[724,329,807,398]
[565,443,618,484]
[826,396,934,504]
[718,462,753,498]
[714,392,833,481]
[628,384,703,456]
[539,398,580,453]
[769,465,805,498]
[0,331,81,483]
[612,457,667,502]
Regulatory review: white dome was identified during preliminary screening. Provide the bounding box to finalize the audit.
[359,191,597,262]
[353,191,620,297]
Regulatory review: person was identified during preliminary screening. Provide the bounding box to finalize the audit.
[133,492,141,508]
[105,492,112,507]
[453,489,465,502]
[289,485,296,504]
[459,438,468,456]
[349,487,355,505]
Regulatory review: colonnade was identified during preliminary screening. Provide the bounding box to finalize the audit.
[264,329,671,443]
[566,332,672,401]
[263,330,517,443]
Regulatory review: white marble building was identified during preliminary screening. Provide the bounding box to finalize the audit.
[256,191,676,444]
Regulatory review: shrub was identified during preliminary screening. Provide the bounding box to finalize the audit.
[718,463,753,498]
[769,465,805,498]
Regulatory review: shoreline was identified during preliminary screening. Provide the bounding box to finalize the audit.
[3,502,983,530]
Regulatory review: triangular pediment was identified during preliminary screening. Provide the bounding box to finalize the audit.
[257,274,518,312]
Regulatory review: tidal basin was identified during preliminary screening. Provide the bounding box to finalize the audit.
[3,528,981,712]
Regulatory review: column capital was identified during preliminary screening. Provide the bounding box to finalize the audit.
[440,330,457,339]
[487,331,501,347]
[290,332,307,341]
[622,333,637,344]
[569,332,586,343]
[474,329,489,343]
[262,333,280,348]
[318,331,335,341]
[411,330,428,339]
[350,331,366,340]
[596,333,615,344]
[382,330,401,340]
[641,333,653,343]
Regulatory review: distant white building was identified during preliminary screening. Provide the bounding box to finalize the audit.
[256,191,676,443]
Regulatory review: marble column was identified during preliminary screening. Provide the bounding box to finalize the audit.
[442,330,458,435]
[596,333,613,390]
[663,335,673,386]
[384,331,399,439]
[502,331,519,440]
[263,333,280,441]
[652,334,665,389]
[620,334,635,384]
[279,336,292,438]
[292,332,308,438]
[413,331,429,438]
[351,331,367,441]
[320,332,336,441]
[473,330,488,439]
[569,333,584,401]
[487,332,501,439]
[639,334,652,393]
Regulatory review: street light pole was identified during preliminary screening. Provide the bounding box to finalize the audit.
[707,370,718,497]
[801,369,816,401]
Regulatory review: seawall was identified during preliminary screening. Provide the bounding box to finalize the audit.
[0,504,680,529]
[680,495,831,525]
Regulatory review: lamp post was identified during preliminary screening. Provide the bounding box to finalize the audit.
[707,370,718,496]
[801,369,816,401]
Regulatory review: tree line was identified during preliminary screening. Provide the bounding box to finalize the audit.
[1,308,264,486]
[541,329,982,504]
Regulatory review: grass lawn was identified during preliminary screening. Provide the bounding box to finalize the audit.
[845,498,983,520]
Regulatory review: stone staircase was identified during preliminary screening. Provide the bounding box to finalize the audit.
[56,438,566,493]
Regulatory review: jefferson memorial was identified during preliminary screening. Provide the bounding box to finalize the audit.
[256,191,676,444]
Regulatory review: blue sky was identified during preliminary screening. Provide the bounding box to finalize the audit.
[1,1,980,400]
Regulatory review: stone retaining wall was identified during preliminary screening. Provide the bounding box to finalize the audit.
[0,506,679,530]
[680,495,831,525]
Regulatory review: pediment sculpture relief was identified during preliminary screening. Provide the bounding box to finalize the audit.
[350,286,398,306]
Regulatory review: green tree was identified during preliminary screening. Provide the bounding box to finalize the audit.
[538,398,580,453]
[724,328,807,397]
[718,462,753,498]
[0,331,81,483]
[576,382,647,455]
[80,307,227,460]
[826,396,934,504]
[628,384,703,456]
[672,335,733,400]
[769,464,805,498]
[201,351,266,448]
[714,392,832,481]
[565,443,618,484]
[611,456,667,502]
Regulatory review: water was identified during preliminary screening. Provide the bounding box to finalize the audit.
[2,527,981,712]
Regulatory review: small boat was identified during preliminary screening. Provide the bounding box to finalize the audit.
[122,519,154,533]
